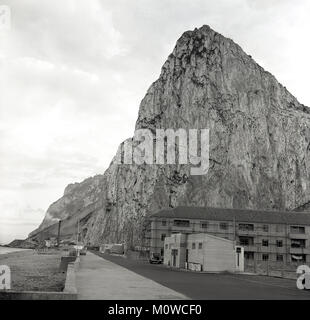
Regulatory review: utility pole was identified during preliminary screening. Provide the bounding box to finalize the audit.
[76,220,80,257]
[57,219,62,248]
[284,223,288,275]
[233,216,236,245]
[77,220,80,244]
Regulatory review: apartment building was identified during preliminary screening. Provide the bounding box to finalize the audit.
[147,206,310,273]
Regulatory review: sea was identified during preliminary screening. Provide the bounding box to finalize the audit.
[0,246,30,255]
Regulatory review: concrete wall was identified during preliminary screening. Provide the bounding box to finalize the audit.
[0,291,76,300]
[0,257,79,300]
[164,233,236,272]
[187,233,236,272]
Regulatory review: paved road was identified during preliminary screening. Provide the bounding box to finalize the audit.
[92,251,310,300]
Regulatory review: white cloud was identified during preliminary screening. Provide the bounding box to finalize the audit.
[0,0,309,244]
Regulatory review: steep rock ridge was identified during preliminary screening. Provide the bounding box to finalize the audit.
[29,175,105,237]
[30,25,310,247]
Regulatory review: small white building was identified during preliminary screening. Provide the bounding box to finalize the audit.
[164,233,243,272]
[100,243,124,254]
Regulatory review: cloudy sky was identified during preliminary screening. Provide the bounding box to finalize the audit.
[0,0,309,244]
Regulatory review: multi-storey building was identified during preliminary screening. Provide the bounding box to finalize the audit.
[146,206,310,273]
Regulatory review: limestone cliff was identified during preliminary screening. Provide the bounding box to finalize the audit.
[29,25,310,247]
[29,175,105,237]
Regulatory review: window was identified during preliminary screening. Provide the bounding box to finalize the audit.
[262,239,269,247]
[220,222,228,230]
[291,239,306,248]
[238,223,254,231]
[174,219,190,227]
[198,242,203,249]
[165,244,168,249]
[201,222,208,229]
[239,236,254,246]
[291,254,306,262]
[192,243,196,250]
[162,220,167,226]
[263,225,269,232]
[276,240,283,247]
[244,251,254,260]
[276,254,283,262]
[161,234,166,241]
[262,254,269,261]
[290,226,305,234]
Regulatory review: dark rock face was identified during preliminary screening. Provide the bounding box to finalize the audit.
[29,25,310,246]
[6,239,36,249]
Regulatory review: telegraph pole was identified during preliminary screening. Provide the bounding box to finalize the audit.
[233,216,236,245]
[77,220,80,244]
[57,219,62,248]
[76,219,80,257]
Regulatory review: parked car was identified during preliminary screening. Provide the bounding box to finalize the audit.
[75,244,87,256]
[149,253,163,264]
[79,246,87,255]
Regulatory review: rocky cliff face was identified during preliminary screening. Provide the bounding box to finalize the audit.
[29,175,105,237]
[30,25,310,246]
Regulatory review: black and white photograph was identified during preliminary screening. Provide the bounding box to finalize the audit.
[0,0,310,314]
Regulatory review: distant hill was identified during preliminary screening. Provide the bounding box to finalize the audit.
[7,239,36,249]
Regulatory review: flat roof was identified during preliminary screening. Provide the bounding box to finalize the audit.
[150,206,310,226]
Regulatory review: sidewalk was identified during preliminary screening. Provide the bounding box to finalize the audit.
[75,252,188,299]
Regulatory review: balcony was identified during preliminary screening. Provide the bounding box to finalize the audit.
[288,233,308,239]
[290,247,309,254]
[236,229,256,236]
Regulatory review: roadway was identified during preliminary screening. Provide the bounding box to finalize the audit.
[92,251,310,300]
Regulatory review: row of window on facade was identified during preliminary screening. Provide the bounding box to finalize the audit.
[239,236,306,248]
[161,219,306,234]
[163,241,307,263]
[165,242,203,250]
[244,252,284,261]
[160,234,306,249]
[244,252,307,262]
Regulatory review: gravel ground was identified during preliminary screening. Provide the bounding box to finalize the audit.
[0,250,66,292]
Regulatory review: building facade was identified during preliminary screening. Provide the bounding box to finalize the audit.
[164,233,239,272]
[146,206,310,274]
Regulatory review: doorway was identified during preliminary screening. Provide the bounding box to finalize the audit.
[171,249,178,267]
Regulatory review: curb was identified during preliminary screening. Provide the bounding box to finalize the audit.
[0,290,76,300]
[63,258,79,296]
